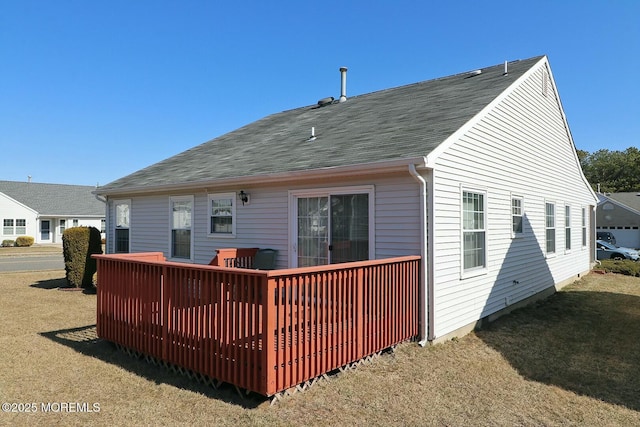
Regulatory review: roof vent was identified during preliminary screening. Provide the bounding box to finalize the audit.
[469,69,482,77]
[317,96,334,107]
[339,66,348,102]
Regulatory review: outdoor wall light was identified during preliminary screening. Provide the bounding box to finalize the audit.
[238,190,250,205]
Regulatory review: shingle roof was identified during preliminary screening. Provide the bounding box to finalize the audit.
[0,181,105,216]
[98,56,544,193]
[604,192,640,213]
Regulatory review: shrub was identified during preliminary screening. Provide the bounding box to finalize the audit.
[1,240,15,247]
[598,259,640,277]
[62,226,103,288]
[15,236,35,247]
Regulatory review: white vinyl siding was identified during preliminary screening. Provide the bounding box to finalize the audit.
[430,62,596,339]
[109,174,421,268]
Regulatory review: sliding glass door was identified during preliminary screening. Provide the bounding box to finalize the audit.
[292,187,373,267]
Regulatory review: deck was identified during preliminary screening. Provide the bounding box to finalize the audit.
[94,252,420,397]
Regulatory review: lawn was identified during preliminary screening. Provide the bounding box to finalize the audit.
[1,270,639,426]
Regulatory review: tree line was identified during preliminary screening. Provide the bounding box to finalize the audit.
[576,147,640,193]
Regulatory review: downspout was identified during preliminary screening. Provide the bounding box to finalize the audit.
[409,164,430,345]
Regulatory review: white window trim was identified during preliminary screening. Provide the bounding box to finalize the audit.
[207,192,237,238]
[461,186,488,279]
[511,194,524,238]
[581,207,587,249]
[168,195,194,262]
[288,185,376,268]
[545,201,556,258]
[564,204,572,254]
[113,199,131,254]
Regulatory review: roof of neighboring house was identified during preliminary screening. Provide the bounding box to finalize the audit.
[97,56,545,194]
[0,180,105,216]
[599,192,640,214]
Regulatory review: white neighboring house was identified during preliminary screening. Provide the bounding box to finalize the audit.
[95,56,598,343]
[0,180,106,244]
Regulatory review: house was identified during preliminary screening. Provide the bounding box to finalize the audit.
[0,180,106,244]
[95,55,598,344]
[596,192,640,248]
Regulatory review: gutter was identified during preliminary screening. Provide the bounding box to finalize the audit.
[408,163,431,345]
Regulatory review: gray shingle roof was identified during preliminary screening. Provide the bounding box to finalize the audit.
[0,181,105,216]
[604,192,640,213]
[98,56,544,193]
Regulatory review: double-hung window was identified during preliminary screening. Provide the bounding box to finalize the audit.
[545,202,556,255]
[114,200,130,253]
[15,219,26,235]
[462,190,486,272]
[512,196,523,236]
[208,193,236,237]
[565,205,571,251]
[170,196,193,260]
[3,219,14,235]
[581,207,587,247]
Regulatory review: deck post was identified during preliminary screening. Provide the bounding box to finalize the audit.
[264,275,277,396]
[161,264,168,362]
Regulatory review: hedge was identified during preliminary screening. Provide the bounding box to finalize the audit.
[62,226,103,288]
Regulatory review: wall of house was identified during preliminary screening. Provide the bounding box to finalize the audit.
[430,62,597,339]
[0,193,38,242]
[106,173,422,268]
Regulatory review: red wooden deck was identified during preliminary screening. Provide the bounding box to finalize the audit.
[94,252,420,396]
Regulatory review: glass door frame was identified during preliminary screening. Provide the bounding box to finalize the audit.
[288,185,375,268]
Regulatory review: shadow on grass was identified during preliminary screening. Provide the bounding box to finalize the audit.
[30,278,96,294]
[477,289,640,411]
[40,325,268,408]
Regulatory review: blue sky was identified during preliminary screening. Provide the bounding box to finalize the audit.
[1,1,638,186]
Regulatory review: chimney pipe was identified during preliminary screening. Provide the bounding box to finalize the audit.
[339,66,348,102]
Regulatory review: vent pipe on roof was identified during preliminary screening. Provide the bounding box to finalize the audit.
[27,175,32,183]
[339,66,348,102]
[503,60,508,75]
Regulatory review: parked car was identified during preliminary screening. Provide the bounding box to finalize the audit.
[596,231,616,245]
[596,239,639,261]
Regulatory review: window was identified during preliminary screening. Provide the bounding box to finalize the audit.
[512,196,523,236]
[565,205,571,251]
[100,219,106,233]
[60,219,66,236]
[462,190,486,271]
[3,219,14,235]
[170,196,193,260]
[581,208,587,247]
[546,202,556,254]
[114,200,130,253]
[208,193,236,236]
[72,219,79,227]
[15,219,26,235]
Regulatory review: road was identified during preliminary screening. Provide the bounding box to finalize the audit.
[0,254,64,272]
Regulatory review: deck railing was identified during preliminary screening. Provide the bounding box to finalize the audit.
[94,253,420,396]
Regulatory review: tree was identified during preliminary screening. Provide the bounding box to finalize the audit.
[579,147,640,193]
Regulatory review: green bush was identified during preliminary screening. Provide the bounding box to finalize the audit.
[598,259,640,277]
[1,240,15,247]
[15,236,35,247]
[62,226,103,288]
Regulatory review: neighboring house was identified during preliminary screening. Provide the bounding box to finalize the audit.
[0,180,106,244]
[596,192,640,248]
[95,55,598,343]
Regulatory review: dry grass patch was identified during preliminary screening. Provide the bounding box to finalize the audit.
[1,270,639,426]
